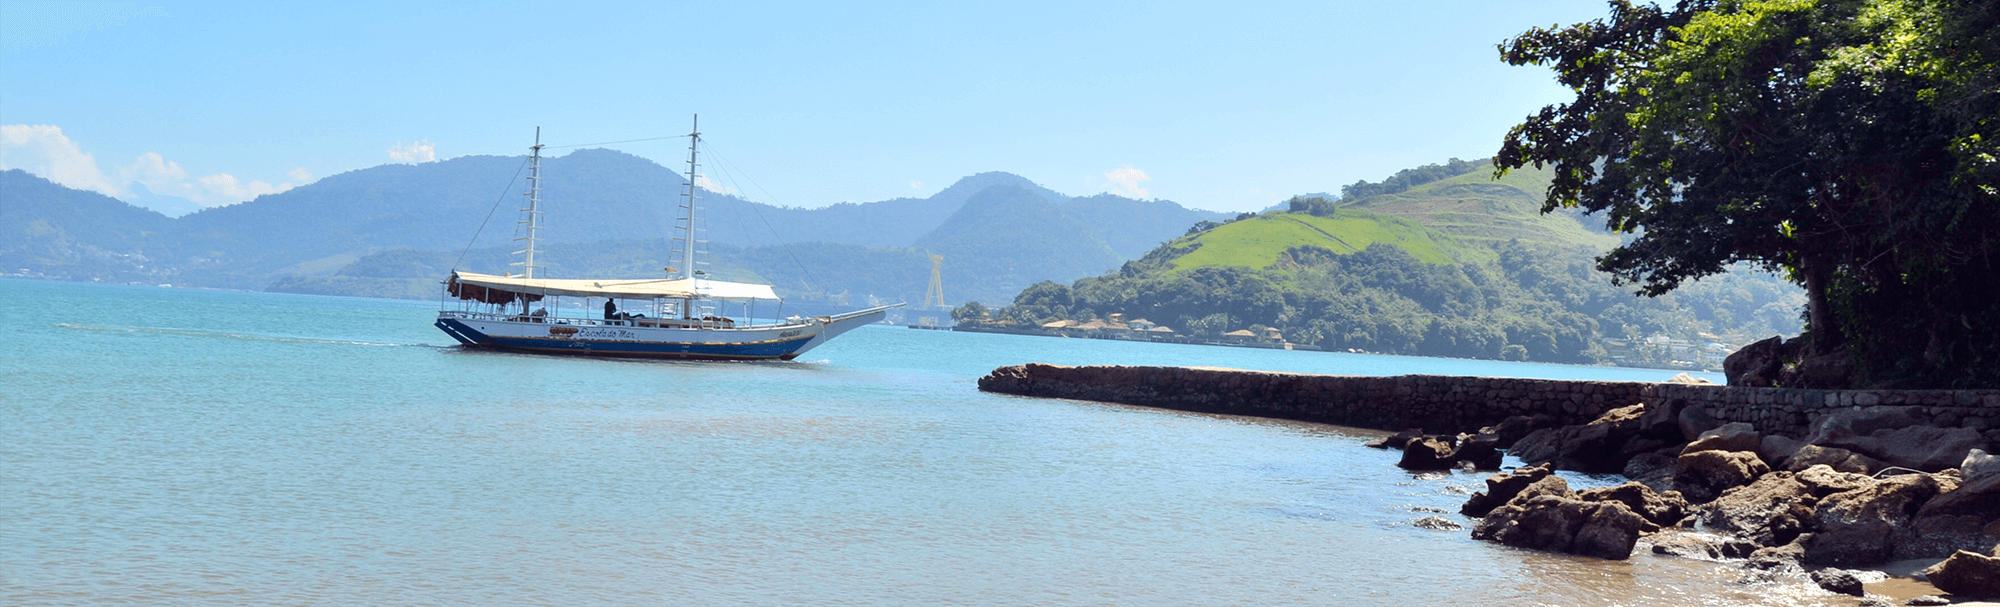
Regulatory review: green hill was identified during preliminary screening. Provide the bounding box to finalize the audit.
[978,159,1806,367]
[1343,161,1617,250]
[1168,208,1482,271]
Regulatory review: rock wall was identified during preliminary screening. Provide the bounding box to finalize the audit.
[978,363,2000,440]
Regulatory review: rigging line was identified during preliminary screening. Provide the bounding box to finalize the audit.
[451,155,535,272]
[543,135,689,150]
[701,141,828,294]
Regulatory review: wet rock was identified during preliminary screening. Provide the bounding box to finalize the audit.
[1680,405,1725,442]
[1485,414,1555,450]
[1510,428,1562,464]
[1366,428,1426,450]
[1810,568,1865,596]
[1397,436,1457,471]
[1474,494,1649,560]
[1578,481,1689,529]
[1623,451,1679,494]
[1694,471,1815,547]
[1745,536,1808,572]
[1649,531,1757,560]
[1675,450,1772,504]
[1905,595,1951,606]
[1682,422,1763,457]
[1555,404,1647,473]
[1805,473,1949,566]
[1455,433,1504,470]
[1461,464,1555,518]
[1906,473,2000,559]
[1922,550,2000,598]
[1412,516,1462,531]
[1786,444,1888,475]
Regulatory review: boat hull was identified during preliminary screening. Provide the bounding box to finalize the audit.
[434,305,897,361]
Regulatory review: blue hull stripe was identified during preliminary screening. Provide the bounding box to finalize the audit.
[435,318,812,360]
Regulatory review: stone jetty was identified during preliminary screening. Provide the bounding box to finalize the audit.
[979,363,2000,601]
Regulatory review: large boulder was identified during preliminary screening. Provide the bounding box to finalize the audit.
[1397,436,1458,471]
[1674,450,1771,504]
[1509,428,1563,464]
[1366,428,1426,450]
[1906,473,2000,558]
[1804,472,1950,566]
[1724,336,1786,387]
[1622,452,1679,494]
[1578,481,1689,530]
[1810,569,1865,596]
[1455,433,1505,470]
[1484,415,1555,450]
[1678,405,1725,442]
[1692,471,1814,547]
[1759,434,1805,469]
[1784,444,1887,475]
[1635,400,1687,439]
[1681,422,1762,456]
[1473,494,1651,560]
[1553,405,1647,473]
[1964,449,2000,484]
[1921,550,2000,598]
[1461,464,1556,518]
[1870,426,1989,472]
[1805,407,1927,446]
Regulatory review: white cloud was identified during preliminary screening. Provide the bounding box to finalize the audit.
[1103,166,1152,198]
[0,124,125,197]
[288,167,315,183]
[197,173,286,201]
[693,174,738,195]
[388,140,436,163]
[910,180,925,190]
[2,123,303,207]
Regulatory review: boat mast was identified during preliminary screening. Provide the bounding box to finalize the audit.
[512,127,545,279]
[678,116,701,281]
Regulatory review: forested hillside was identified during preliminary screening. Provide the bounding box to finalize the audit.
[975,161,1805,366]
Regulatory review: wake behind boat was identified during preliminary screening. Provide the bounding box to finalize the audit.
[434,119,901,360]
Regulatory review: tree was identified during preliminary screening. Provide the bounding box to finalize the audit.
[951,301,989,323]
[1495,0,2000,387]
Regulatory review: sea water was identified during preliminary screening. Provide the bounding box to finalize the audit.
[2,278,1862,605]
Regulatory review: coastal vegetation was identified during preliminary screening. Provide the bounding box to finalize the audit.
[969,162,1803,367]
[1495,0,2000,387]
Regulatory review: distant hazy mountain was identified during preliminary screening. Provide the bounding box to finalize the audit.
[5,151,1229,304]
[0,170,176,283]
[124,183,207,218]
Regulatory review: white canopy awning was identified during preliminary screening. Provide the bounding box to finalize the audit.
[450,271,780,301]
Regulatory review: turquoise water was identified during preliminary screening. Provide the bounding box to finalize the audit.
[5,279,1842,606]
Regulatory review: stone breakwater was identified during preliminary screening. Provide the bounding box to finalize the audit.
[977,363,2000,441]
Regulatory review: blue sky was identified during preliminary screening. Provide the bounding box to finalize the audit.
[2,1,1611,213]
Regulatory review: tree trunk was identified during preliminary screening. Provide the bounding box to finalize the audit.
[1800,253,1841,357]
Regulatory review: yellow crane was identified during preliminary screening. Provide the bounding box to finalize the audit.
[922,251,945,309]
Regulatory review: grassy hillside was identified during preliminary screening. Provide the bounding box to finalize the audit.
[1343,162,1617,250]
[1168,209,1481,271]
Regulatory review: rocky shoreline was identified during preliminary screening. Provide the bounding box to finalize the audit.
[978,363,2000,605]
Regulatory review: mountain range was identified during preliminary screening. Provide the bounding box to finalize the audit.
[0,150,1229,305]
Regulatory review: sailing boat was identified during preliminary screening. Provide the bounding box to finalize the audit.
[433,118,902,360]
